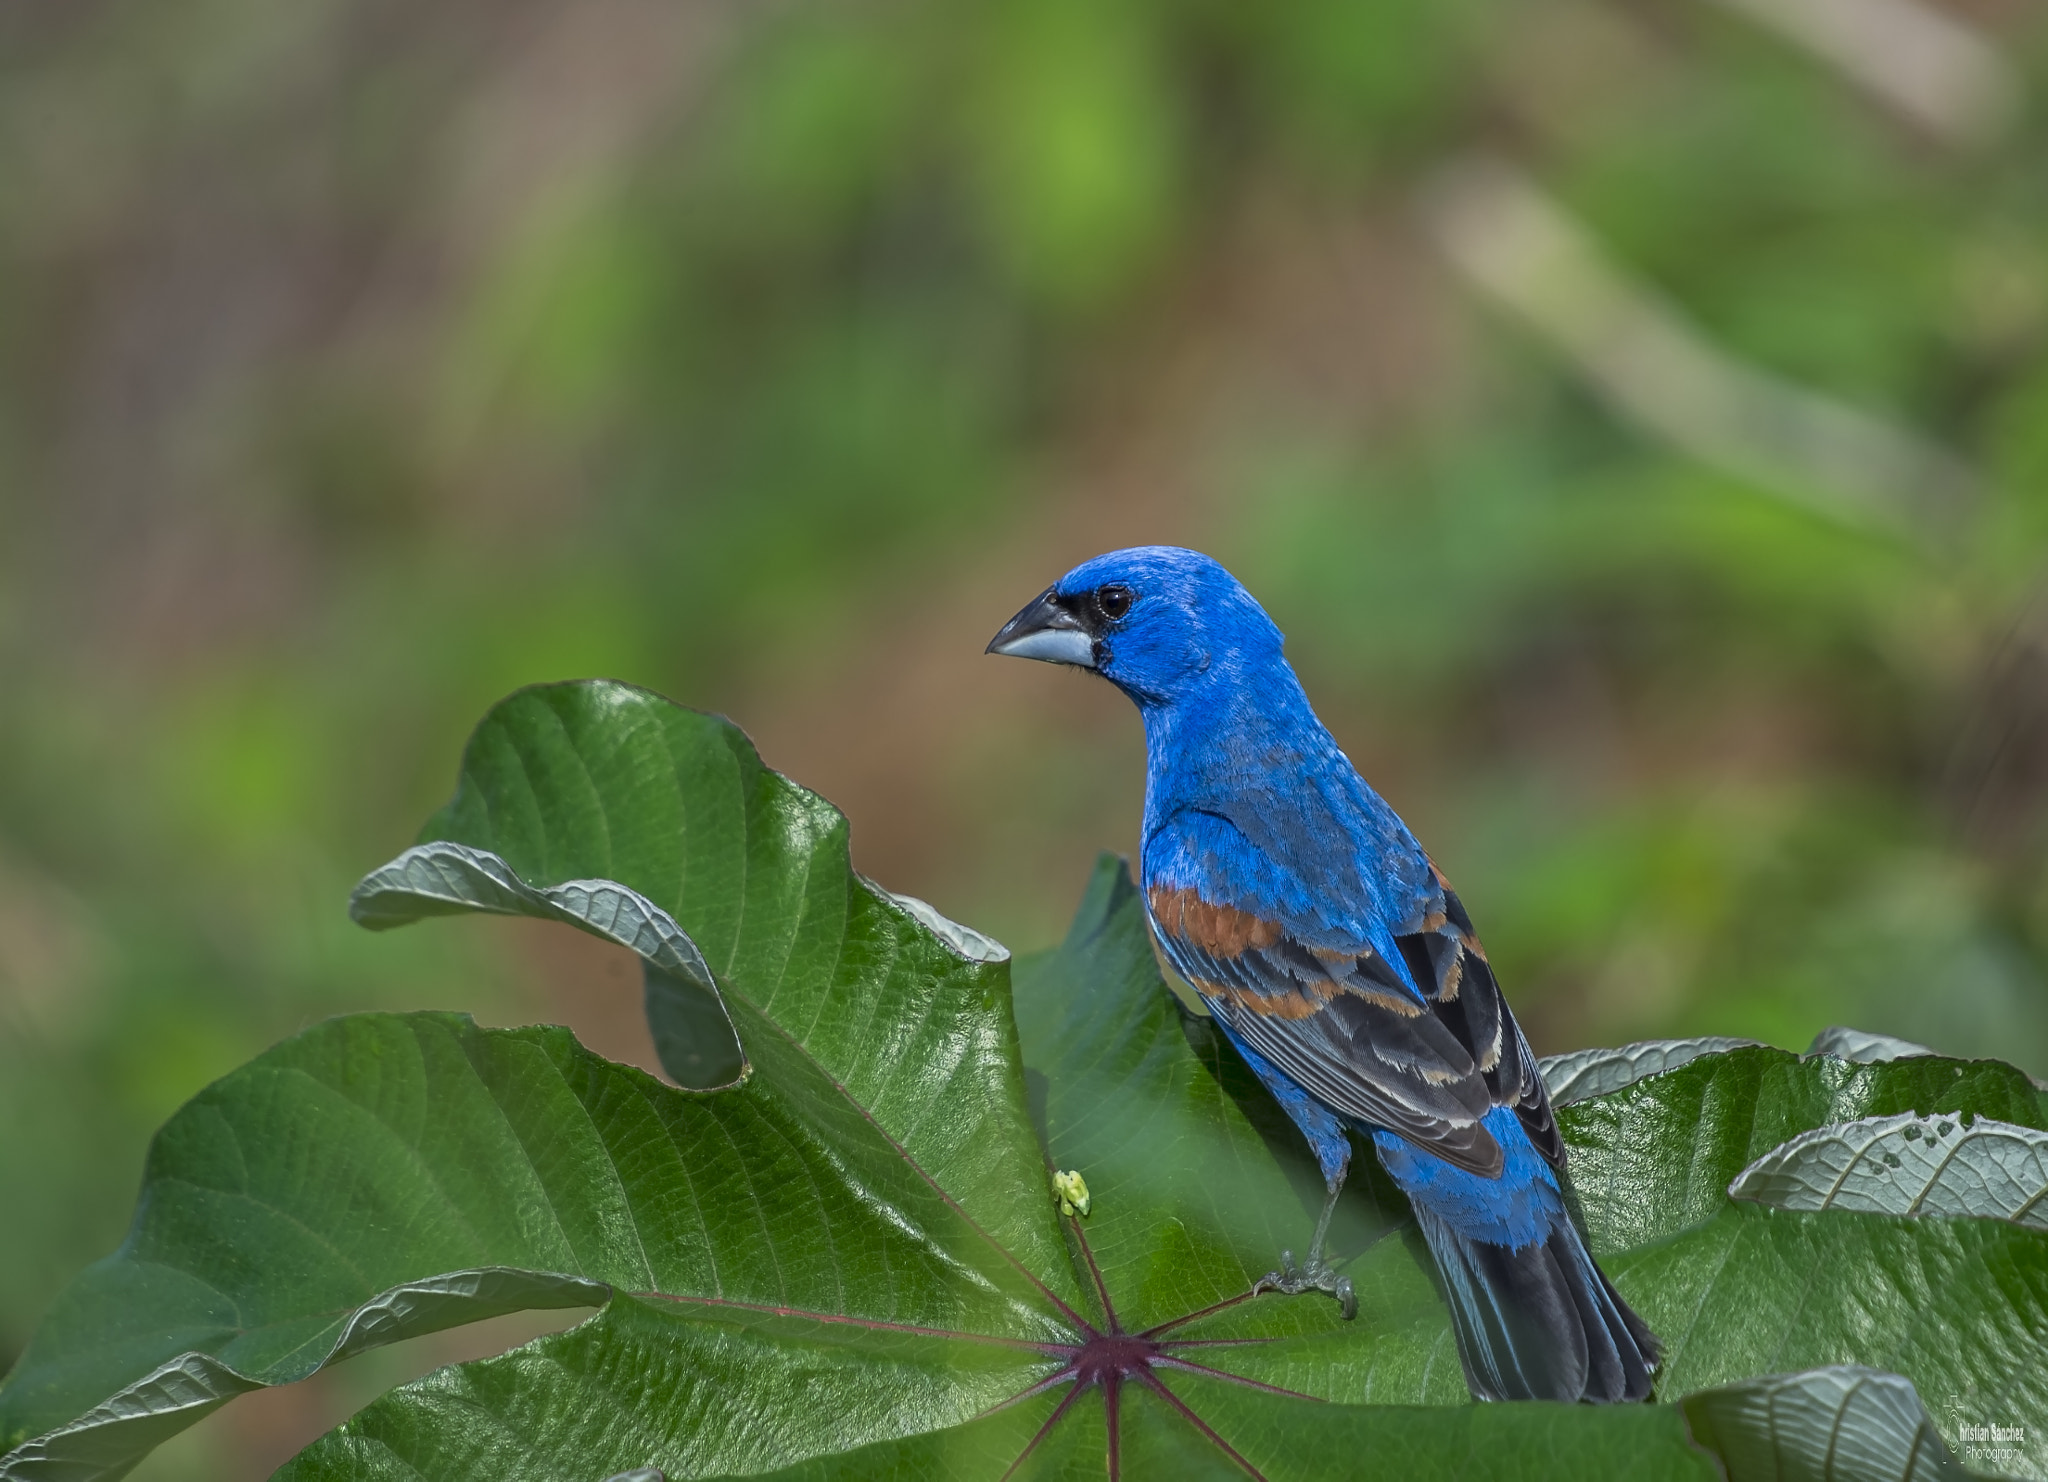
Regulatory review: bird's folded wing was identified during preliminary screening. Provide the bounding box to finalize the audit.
[1398,864,1562,1171]
[1148,871,1562,1178]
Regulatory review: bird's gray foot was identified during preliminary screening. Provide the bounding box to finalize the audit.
[1253,1249,1357,1321]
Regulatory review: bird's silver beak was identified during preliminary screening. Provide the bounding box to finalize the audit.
[987,586,1097,668]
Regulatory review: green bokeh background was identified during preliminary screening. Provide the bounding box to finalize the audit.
[3,0,2046,1474]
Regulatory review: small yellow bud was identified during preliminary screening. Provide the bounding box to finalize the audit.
[1051,1169,1091,1218]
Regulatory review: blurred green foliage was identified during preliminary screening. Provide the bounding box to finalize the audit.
[3,0,2047,1472]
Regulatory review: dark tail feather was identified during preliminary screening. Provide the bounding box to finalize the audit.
[1412,1205,1658,1403]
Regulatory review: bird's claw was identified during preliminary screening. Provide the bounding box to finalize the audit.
[1252,1249,1357,1321]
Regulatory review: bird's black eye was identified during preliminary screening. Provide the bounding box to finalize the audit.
[1096,584,1134,621]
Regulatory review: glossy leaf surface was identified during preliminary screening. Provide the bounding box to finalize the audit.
[3,683,2039,1481]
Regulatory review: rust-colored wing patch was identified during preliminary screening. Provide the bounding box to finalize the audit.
[1148,885,1284,958]
[1150,885,1424,1021]
[1194,973,1336,1020]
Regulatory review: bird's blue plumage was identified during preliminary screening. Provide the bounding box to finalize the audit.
[994,545,1657,1404]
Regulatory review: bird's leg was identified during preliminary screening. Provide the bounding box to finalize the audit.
[1253,1172,1358,1320]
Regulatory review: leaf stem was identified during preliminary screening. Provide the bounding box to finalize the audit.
[1068,1214,1120,1333]
[1152,1355,1323,1401]
[1138,1287,1262,1339]
[636,1292,1071,1354]
[1134,1371,1271,1482]
[998,1383,1087,1482]
[742,1002,1098,1337]
[1105,1373,1122,1482]
[975,1363,1085,1419]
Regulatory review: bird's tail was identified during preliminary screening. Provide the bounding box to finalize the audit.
[1409,1197,1658,1403]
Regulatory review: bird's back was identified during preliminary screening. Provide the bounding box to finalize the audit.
[1139,688,1563,1183]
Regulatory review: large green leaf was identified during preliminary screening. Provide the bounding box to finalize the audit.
[369,679,1061,1280]
[1554,1037,2047,1254]
[3,681,2038,1480]
[0,683,1073,1478]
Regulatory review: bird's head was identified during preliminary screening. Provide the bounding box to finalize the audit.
[986,546,1284,707]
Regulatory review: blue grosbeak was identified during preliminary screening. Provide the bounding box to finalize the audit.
[990,546,1656,1403]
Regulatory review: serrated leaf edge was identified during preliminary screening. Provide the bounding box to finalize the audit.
[0,1268,607,1481]
[1679,1364,1970,1482]
[1805,1025,1940,1065]
[1539,1035,1766,1106]
[1729,1111,2048,1227]
[349,840,753,1089]
[882,888,1010,965]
